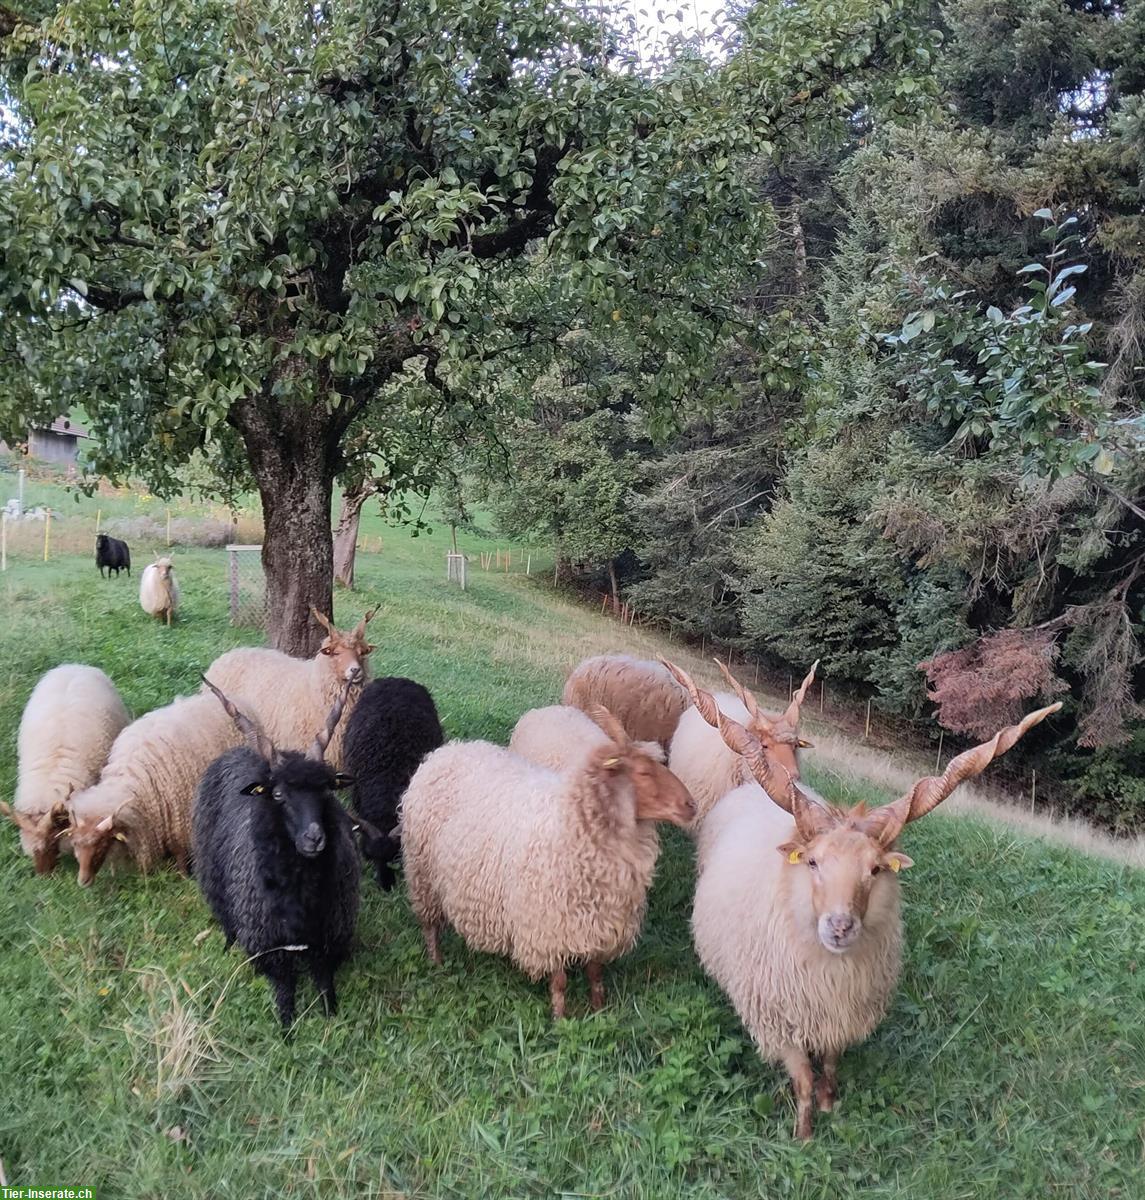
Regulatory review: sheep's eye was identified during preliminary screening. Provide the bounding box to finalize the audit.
[320,646,334,656]
[871,865,882,876]
[807,858,818,870]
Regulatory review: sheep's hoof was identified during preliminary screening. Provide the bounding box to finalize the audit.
[814,1079,836,1112]
[793,1111,814,1141]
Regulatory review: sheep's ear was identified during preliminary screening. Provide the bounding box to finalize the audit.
[882,852,914,874]
[240,781,270,796]
[777,841,805,865]
[332,773,354,790]
[94,814,115,833]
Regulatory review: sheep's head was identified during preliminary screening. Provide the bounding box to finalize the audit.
[0,800,69,874]
[664,657,817,782]
[589,706,695,828]
[95,534,108,551]
[152,556,174,578]
[205,676,354,858]
[64,799,129,887]
[310,606,376,685]
[661,660,1061,954]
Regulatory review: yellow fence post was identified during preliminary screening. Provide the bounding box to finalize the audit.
[95,508,102,536]
[1,512,7,572]
[43,508,51,562]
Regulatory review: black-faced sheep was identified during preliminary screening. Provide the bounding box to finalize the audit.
[65,692,254,885]
[665,661,1060,1140]
[201,606,376,770]
[665,658,818,829]
[562,654,688,749]
[139,556,181,625]
[95,534,130,578]
[1,665,130,874]
[340,676,444,891]
[401,707,695,1018]
[194,678,361,1030]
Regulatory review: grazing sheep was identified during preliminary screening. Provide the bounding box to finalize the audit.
[139,557,181,625]
[1,665,129,874]
[201,607,375,771]
[509,704,666,772]
[667,661,1059,1140]
[665,658,818,830]
[401,707,695,1018]
[65,691,255,885]
[562,654,688,749]
[340,676,445,891]
[95,534,131,578]
[194,678,360,1030]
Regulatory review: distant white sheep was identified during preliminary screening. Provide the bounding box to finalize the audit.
[665,658,818,830]
[562,654,688,749]
[401,707,695,1017]
[65,691,255,885]
[509,704,666,772]
[667,660,1060,1139]
[1,665,129,874]
[201,607,375,771]
[139,557,181,625]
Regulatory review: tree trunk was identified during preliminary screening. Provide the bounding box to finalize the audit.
[233,397,337,656]
[333,480,378,590]
[608,558,620,609]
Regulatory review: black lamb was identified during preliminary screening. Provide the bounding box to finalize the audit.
[194,677,361,1030]
[95,534,131,577]
[341,676,444,890]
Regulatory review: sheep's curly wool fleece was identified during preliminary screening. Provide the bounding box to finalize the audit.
[509,705,664,774]
[693,784,902,1060]
[402,740,662,978]
[562,655,687,747]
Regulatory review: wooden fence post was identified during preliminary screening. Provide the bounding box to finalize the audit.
[166,507,171,546]
[864,699,872,740]
[935,729,944,773]
[43,508,51,561]
[1,512,6,572]
[95,508,102,536]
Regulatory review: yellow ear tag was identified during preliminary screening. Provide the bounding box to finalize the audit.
[114,832,127,843]
[888,857,901,873]
[602,757,620,767]
[787,849,802,865]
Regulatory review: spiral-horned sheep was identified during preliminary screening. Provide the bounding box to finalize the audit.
[64,691,255,885]
[201,607,375,771]
[1,665,130,874]
[665,660,1060,1140]
[509,704,666,772]
[194,678,360,1030]
[665,658,818,830]
[561,654,688,749]
[139,557,181,625]
[340,676,444,891]
[401,707,695,1018]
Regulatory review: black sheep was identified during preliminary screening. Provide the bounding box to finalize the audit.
[95,534,131,577]
[341,676,444,890]
[194,677,361,1030]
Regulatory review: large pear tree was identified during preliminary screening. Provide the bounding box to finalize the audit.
[0,0,925,652]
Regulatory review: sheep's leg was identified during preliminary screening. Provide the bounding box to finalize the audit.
[312,962,338,1017]
[165,607,171,627]
[549,968,568,1020]
[585,961,605,1011]
[268,967,298,1032]
[173,848,190,876]
[815,1052,839,1113]
[422,923,443,965]
[781,1048,816,1141]
[375,861,396,891]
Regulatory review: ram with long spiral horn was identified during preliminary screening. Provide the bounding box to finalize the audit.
[663,659,1060,1140]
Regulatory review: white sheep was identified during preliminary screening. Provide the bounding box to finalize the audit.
[201,607,375,771]
[665,658,818,830]
[1,665,129,874]
[139,556,181,625]
[562,654,688,749]
[509,704,666,772]
[667,661,1060,1139]
[401,707,695,1017]
[65,691,256,886]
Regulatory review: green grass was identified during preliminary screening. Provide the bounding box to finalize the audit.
[1,474,1143,1198]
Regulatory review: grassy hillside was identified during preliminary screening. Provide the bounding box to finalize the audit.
[0,473,1143,1199]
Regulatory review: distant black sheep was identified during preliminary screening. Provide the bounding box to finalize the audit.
[341,677,444,890]
[95,534,131,578]
[194,678,361,1030]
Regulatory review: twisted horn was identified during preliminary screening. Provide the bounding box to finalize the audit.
[201,674,276,763]
[353,607,378,639]
[867,701,1063,846]
[660,659,722,727]
[310,681,354,761]
[310,606,336,635]
[588,705,630,748]
[782,660,820,728]
[714,658,768,726]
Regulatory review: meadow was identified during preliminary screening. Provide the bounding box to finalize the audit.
[0,467,1143,1199]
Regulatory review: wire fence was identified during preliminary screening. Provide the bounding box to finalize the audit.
[226,545,268,629]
